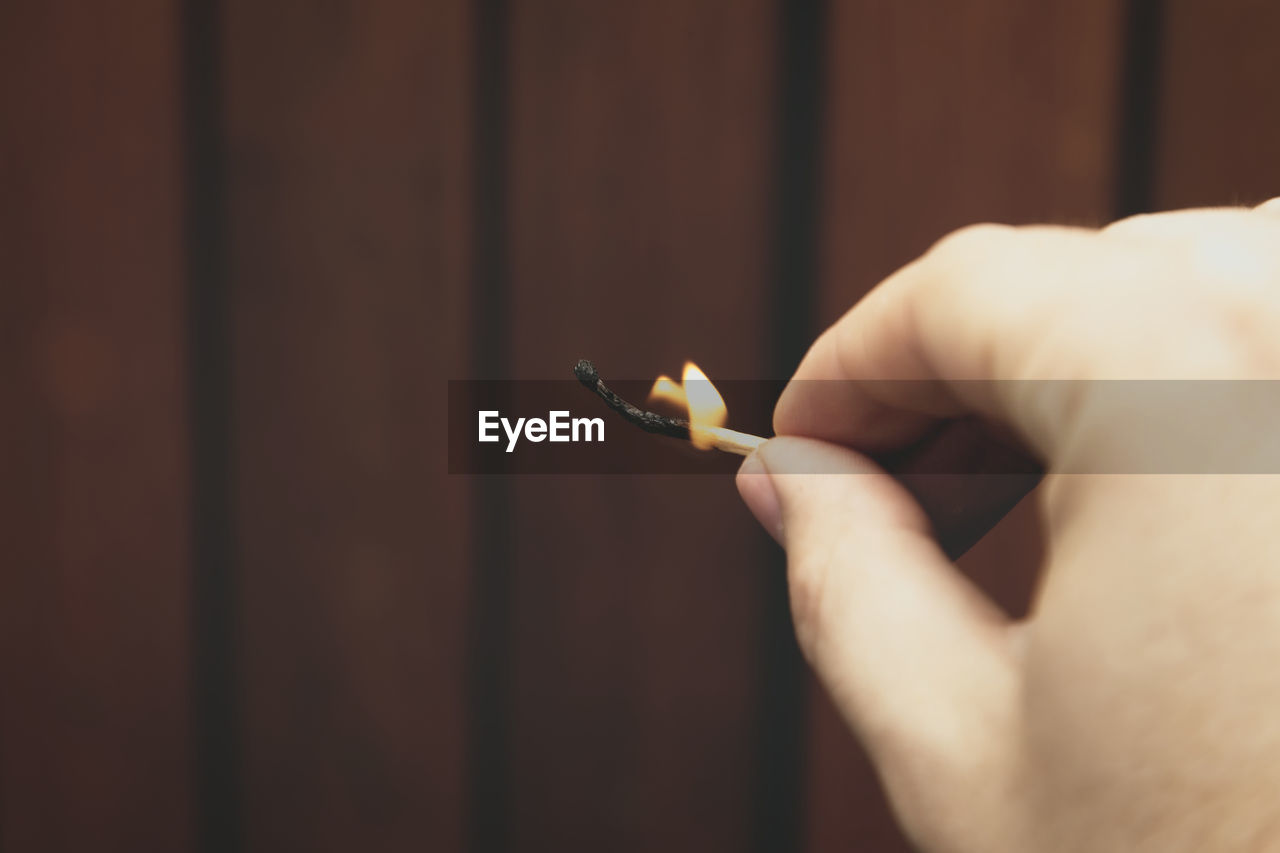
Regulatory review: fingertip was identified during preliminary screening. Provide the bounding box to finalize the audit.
[756,436,928,534]
[736,449,783,544]
[748,436,1018,770]
[772,335,942,453]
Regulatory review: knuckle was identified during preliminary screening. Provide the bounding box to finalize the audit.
[927,222,1015,261]
[1101,211,1158,236]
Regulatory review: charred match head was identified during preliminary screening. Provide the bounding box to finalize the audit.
[574,358,599,388]
[572,359,690,440]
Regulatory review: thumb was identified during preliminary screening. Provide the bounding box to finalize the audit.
[737,437,1023,838]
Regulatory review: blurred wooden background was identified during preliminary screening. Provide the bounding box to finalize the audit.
[3,1,1278,851]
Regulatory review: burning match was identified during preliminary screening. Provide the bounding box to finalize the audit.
[573,359,768,456]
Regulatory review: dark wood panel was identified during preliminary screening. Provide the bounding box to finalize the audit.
[817,2,1127,325]
[0,2,193,850]
[502,2,780,849]
[221,0,472,848]
[805,3,1125,848]
[1152,0,1280,208]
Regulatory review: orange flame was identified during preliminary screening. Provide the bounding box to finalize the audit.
[649,361,727,450]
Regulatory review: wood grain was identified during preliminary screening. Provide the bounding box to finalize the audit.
[221,0,472,848]
[501,2,780,849]
[0,2,193,849]
[1151,0,1280,209]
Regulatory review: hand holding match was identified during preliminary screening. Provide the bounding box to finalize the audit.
[573,359,767,456]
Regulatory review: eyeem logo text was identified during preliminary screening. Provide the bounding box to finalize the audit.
[478,410,605,453]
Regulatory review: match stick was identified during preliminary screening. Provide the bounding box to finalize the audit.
[573,359,768,456]
[697,426,766,456]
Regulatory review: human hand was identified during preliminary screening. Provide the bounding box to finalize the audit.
[738,200,1280,851]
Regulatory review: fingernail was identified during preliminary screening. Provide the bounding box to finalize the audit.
[736,451,784,545]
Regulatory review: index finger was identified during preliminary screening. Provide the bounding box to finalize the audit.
[774,223,1110,459]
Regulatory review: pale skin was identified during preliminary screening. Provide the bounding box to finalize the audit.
[737,199,1280,851]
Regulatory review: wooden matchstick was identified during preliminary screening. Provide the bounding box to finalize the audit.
[573,359,767,456]
[698,426,766,456]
